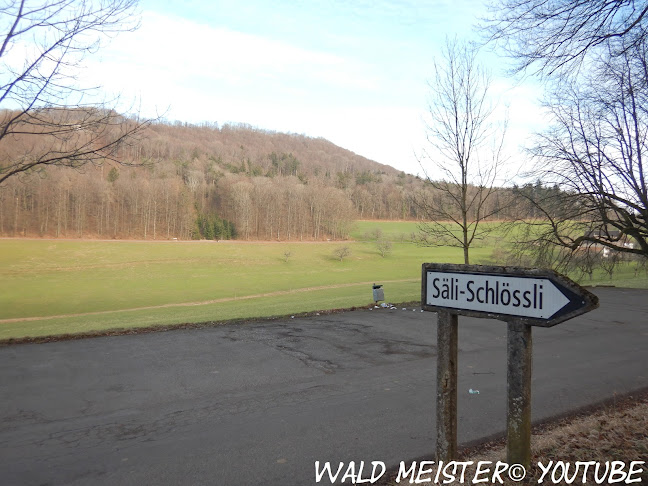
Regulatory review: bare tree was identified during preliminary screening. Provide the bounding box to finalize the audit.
[513,40,648,266]
[333,245,351,262]
[376,239,392,258]
[0,0,147,186]
[484,0,648,77]
[415,38,508,264]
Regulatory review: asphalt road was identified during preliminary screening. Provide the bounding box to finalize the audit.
[1,287,647,486]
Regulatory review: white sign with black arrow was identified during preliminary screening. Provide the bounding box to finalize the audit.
[422,263,598,327]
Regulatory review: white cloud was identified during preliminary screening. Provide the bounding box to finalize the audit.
[73,6,544,177]
[83,11,380,105]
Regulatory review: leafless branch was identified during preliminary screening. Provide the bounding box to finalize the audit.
[482,0,648,77]
[0,0,146,186]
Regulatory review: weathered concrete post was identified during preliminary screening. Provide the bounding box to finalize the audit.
[507,321,532,469]
[436,310,458,462]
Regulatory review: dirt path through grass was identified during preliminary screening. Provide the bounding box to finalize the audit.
[0,278,418,324]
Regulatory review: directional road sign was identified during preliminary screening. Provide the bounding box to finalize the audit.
[422,263,599,327]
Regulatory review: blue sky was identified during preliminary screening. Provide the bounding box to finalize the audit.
[83,0,544,176]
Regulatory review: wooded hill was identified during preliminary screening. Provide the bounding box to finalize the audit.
[0,118,526,240]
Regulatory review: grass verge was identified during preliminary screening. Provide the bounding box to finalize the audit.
[0,281,422,342]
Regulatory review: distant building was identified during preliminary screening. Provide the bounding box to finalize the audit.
[585,229,634,257]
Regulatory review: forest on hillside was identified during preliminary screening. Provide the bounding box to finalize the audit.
[0,118,546,240]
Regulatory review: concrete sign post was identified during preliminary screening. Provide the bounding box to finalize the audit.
[506,321,532,467]
[422,263,599,467]
[436,310,458,462]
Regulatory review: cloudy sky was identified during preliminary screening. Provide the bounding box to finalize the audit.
[83,0,544,176]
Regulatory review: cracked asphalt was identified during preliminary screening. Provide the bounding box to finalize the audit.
[1,287,647,485]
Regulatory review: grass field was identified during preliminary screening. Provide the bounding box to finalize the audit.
[350,220,421,240]
[1,221,646,340]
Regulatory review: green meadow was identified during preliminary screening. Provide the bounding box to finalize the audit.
[1,221,646,340]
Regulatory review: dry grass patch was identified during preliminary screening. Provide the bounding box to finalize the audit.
[382,392,647,485]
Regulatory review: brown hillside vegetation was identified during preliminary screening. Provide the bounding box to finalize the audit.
[0,117,529,240]
[143,121,400,178]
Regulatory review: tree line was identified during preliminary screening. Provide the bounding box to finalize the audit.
[0,118,549,240]
[0,118,357,239]
[0,124,372,240]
